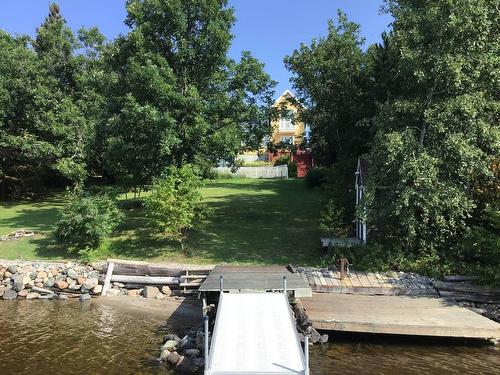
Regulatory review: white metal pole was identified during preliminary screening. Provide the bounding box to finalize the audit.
[204,315,209,375]
[219,275,224,293]
[283,275,287,296]
[304,335,309,375]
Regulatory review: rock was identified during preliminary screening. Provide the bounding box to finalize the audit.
[7,265,17,274]
[156,292,165,300]
[17,289,29,297]
[127,289,142,297]
[13,275,25,292]
[106,288,120,296]
[39,294,54,300]
[67,269,78,279]
[113,282,125,288]
[4,271,12,278]
[69,284,81,291]
[161,285,172,296]
[83,278,98,290]
[54,280,69,289]
[180,339,196,352]
[56,294,68,300]
[66,277,74,285]
[0,285,5,297]
[167,351,181,365]
[79,293,91,302]
[0,271,4,280]
[319,334,329,344]
[143,286,159,299]
[2,289,17,300]
[26,292,41,299]
[163,334,182,345]
[183,349,200,359]
[44,278,55,287]
[92,285,103,294]
[162,340,178,351]
[176,356,203,374]
[35,282,44,288]
[77,277,86,285]
[159,349,170,361]
[37,271,48,280]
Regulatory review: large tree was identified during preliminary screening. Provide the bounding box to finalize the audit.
[104,0,276,190]
[366,0,500,267]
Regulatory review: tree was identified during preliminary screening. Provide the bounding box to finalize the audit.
[144,165,205,252]
[366,0,500,270]
[284,11,374,166]
[104,0,276,190]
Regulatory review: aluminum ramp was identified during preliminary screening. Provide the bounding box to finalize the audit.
[206,293,308,375]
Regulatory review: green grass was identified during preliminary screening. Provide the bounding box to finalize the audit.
[0,179,326,265]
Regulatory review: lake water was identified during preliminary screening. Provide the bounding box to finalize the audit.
[0,300,498,375]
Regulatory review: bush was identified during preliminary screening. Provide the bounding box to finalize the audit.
[320,198,348,237]
[274,155,291,166]
[305,167,326,188]
[144,165,206,253]
[288,161,297,178]
[54,193,123,253]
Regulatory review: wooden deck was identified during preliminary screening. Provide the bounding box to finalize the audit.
[295,267,437,296]
[301,293,500,339]
[199,266,312,297]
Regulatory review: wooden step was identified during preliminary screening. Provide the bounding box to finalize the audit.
[181,274,208,279]
[180,281,203,288]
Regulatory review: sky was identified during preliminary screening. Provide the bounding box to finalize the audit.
[0,0,392,98]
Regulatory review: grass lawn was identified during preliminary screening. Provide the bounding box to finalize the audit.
[0,179,327,265]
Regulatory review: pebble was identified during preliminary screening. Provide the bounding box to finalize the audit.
[2,289,17,300]
[17,289,29,297]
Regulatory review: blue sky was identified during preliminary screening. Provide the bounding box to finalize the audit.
[0,0,392,97]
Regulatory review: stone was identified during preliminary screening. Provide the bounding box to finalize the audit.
[35,282,44,288]
[143,286,159,299]
[180,339,196,352]
[183,349,200,359]
[37,271,48,280]
[162,340,178,351]
[66,277,74,285]
[13,275,25,292]
[319,334,329,344]
[113,282,125,288]
[163,334,182,345]
[127,289,142,297]
[7,265,17,274]
[39,294,54,300]
[69,284,81,291]
[79,293,91,302]
[106,288,120,296]
[2,289,17,300]
[67,269,78,279]
[92,285,103,294]
[34,277,44,284]
[54,280,69,289]
[0,285,4,297]
[176,356,203,374]
[56,294,68,300]
[44,278,55,288]
[32,286,55,295]
[159,349,170,361]
[167,351,181,365]
[17,289,29,297]
[83,278,98,290]
[26,292,41,300]
[156,292,165,300]
[77,277,86,285]
[161,285,172,296]
[4,271,12,278]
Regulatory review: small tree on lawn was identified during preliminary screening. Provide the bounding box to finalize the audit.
[144,165,205,253]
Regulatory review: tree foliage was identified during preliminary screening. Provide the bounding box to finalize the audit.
[144,165,205,252]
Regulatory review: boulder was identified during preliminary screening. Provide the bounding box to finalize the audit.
[167,351,181,366]
[176,356,204,374]
[159,349,170,361]
[67,268,79,279]
[162,340,178,351]
[37,271,48,280]
[92,285,103,294]
[0,285,4,297]
[7,265,17,274]
[4,271,12,278]
[17,289,29,298]
[77,277,86,285]
[183,349,201,359]
[156,292,165,300]
[143,286,159,299]
[13,275,25,292]
[44,278,55,288]
[83,278,98,290]
[163,334,182,346]
[180,339,196,352]
[69,284,81,291]
[113,282,125,288]
[161,285,172,296]
[127,289,142,297]
[54,280,69,289]
[2,289,17,300]
[79,293,91,302]
[26,292,41,300]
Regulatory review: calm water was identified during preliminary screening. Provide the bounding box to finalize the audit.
[0,300,498,375]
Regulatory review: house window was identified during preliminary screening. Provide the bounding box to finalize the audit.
[279,111,295,131]
[280,136,294,144]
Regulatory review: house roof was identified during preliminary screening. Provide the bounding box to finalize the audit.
[274,90,305,108]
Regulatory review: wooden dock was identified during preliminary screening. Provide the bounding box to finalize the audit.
[199,265,312,297]
[301,293,500,339]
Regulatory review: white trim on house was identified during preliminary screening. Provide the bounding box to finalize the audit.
[280,135,294,144]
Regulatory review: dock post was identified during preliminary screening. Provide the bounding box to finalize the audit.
[219,275,224,293]
[283,275,287,296]
[204,314,209,374]
[304,335,309,375]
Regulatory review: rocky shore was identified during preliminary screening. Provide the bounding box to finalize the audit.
[0,261,176,301]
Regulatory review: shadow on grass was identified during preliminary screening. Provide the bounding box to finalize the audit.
[0,207,62,233]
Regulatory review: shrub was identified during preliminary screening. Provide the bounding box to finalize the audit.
[274,155,291,166]
[305,167,326,188]
[320,198,348,237]
[144,164,206,253]
[288,161,298,178]
[55,193,123,253]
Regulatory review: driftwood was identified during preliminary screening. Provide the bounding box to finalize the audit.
[291,298,327,344]
[110,274,180,285]
[101,262,183,277]
[433,281,500,297]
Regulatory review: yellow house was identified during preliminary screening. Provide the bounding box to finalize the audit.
[240,90,305,163]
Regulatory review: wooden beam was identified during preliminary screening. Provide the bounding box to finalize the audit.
[106,258,149,266]
[110,274,180,285]
[102,262,115,296]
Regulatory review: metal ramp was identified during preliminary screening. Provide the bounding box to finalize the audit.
[205,293,308,375]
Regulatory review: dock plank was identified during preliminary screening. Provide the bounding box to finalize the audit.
[300,294,500,339]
